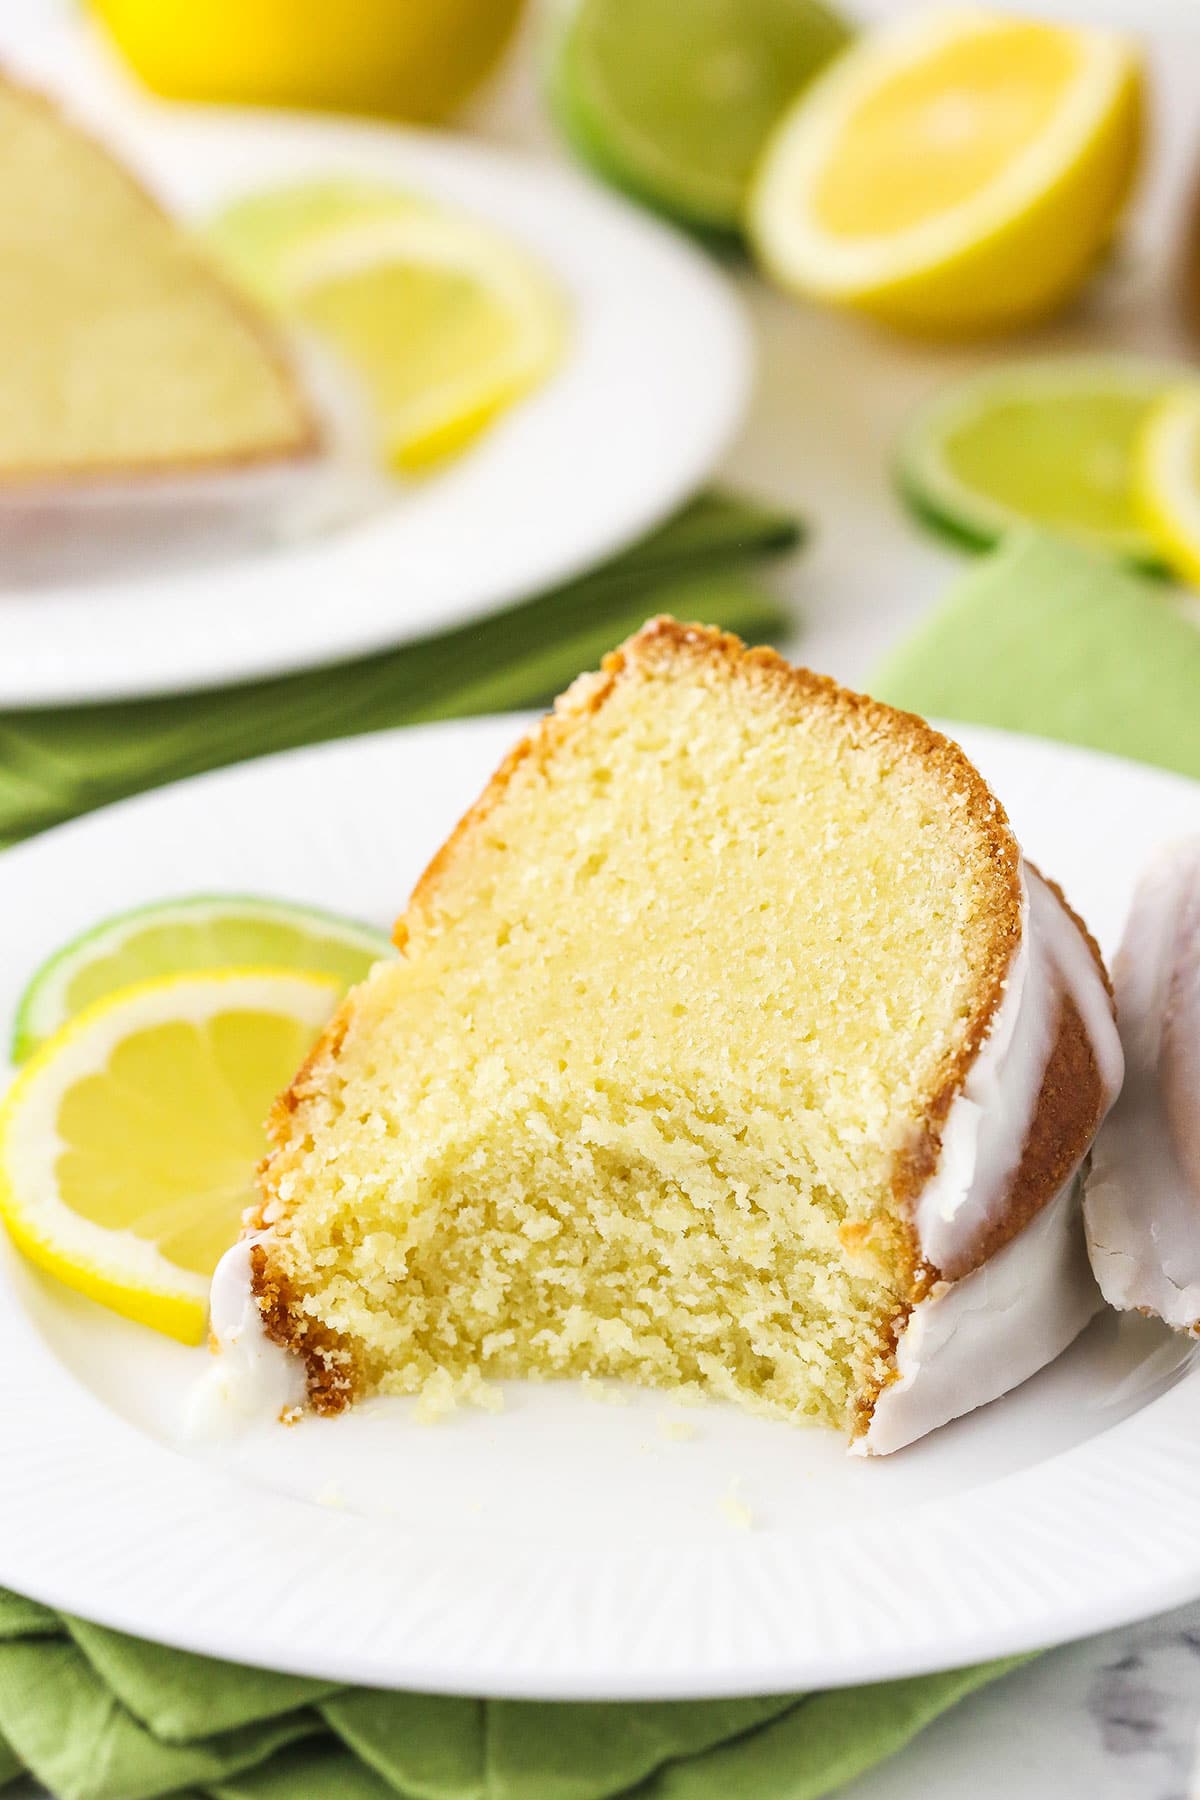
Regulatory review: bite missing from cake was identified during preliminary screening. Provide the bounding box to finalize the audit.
[217,621,1123,1453]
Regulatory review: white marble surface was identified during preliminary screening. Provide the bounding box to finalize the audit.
[3,1,1200,1794]
[842,1603,1200,1799]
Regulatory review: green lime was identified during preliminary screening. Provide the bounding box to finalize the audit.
[897,359,1190,565]
[547,0,851,232]
[205,179,423,307]
[12,895,393,1063]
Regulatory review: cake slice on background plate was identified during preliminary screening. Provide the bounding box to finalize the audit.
[0,73,317,489]
[1086,839,1200,1331]
[219,620,1123,1455]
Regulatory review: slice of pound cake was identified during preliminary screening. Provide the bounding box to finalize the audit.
[0,75,317,483]
[239,621,1124,1454]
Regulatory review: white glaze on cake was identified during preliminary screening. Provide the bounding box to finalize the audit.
[914,865,1123,1275]
[857,863,1122,1455]
[1085,840,1200,1331]
[857,1170,1102,1456]
[187,1236,304,1437]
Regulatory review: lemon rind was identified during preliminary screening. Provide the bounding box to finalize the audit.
[1136,387,1200,587]
[748,9,1139,298]
[0,968,341,1341]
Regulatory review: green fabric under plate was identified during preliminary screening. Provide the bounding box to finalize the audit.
[0,491,801,849]
[872,528,1200,778]
[0,493,1038,1798]
[0,1592,1022,1799]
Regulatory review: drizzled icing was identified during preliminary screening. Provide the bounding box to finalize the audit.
[1085,840,1200,1330]
[857,863,1123,1455]
[857,1170,1102,1457]
[186,1236,304,1438]
[913,865,1123,1277]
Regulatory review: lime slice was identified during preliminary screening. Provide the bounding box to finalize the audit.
[0,970,341,1342]
[12,894,391,1064]
[548,0,851,231]
[1135,384,1200,586]
[896,359,1186,562]
[207,179,423,309]
[209,182,567,470]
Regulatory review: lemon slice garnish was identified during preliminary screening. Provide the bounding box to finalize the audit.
[0,969,340,1343]
[1135,385,1200,588]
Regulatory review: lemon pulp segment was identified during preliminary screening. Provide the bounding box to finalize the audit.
[0,970,340,1342]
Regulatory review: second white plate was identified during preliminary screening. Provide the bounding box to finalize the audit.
[0,83,749,707]
[1,717,1199,1698]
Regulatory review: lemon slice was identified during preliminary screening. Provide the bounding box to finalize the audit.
[748,10,1143,334]
[0,970,340,1343]
[12,893,390,1064]
[210,183,568,470]
[1135,385,1200,587]
[897,358,1183,562]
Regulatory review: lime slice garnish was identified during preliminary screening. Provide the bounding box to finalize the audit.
[548,0,850,231]
[896,359,1188,562]
[12,894,390,1063]
[0,970,341,1342]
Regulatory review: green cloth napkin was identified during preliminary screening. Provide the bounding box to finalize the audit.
[0,491,1028,1799]
[872,528,1200,778]
[0,1590,1018,1800]
[0,491,801,849]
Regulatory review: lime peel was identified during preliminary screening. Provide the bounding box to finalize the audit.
[896,357,1188,563]
[12,892,391,1064]
[548,0,851,230]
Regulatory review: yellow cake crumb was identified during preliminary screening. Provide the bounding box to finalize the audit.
[718,1478,754,1531]
[257,620,1023,1438]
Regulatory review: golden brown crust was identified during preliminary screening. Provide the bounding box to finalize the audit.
[0,71,321,481]
[254,617,1108,1428]
[249,1242,359,1415]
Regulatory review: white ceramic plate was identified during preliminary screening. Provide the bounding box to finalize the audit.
[0,97,749,707]
[2,717,1199,1699]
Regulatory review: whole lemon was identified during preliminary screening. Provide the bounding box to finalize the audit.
[90,0,524,123]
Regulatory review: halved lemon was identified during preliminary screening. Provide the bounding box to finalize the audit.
[12,893,390,1064]
[1135,385,1200,587]
[748,10,1144,334]
[210,182,568,469]
[0,970,340,1343]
